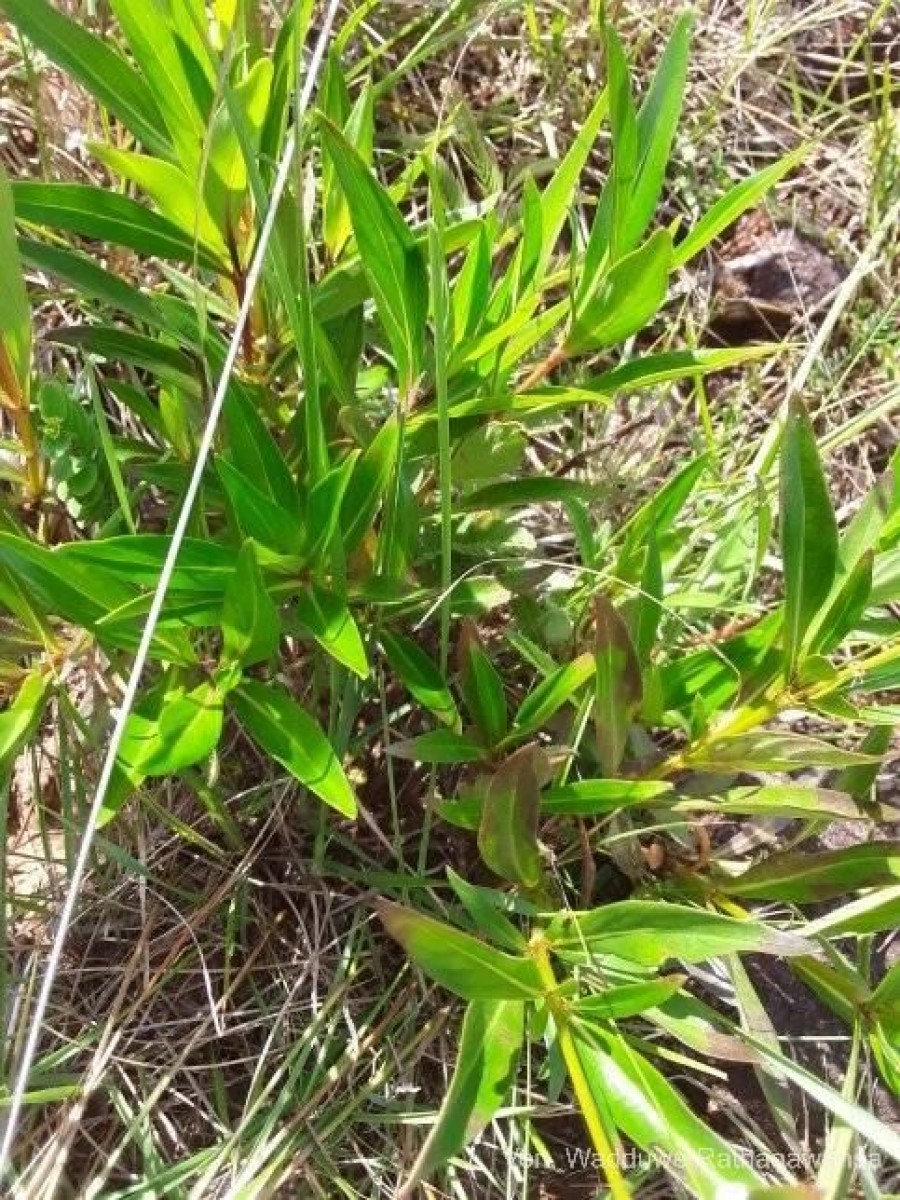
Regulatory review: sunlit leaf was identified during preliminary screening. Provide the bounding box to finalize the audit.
[380,631,459,728]
[12,183,225,271]
[376,901,545,999]
[318,117,428,392]
[545,900,811,965]
[388,729,486,765]
[397,999,524,1199]
[221,541,280,668]
[780,399,838,676]
[231,680,356,817]
[720,842,900,903]
[0,167,31,398]
[593,595,642,776]
[569,230,672,355]
[446,869,527,953]
[0,671,49,778]
[572,976,686,1022]
[119,681,223,776]
[511,653,595,741]
[672,146,806,267]
[571,1026,765,1198]
[683,731,879,774]
[295,585,368,679]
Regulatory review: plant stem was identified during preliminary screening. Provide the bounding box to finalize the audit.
[520,343,568,392]
[0,341,44,502]
[531,934,632,1200]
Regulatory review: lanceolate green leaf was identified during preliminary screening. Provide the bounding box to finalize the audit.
[342,415,400,554]
[388,728,486,765]
[0,168,31,397]
[90,145,227,262]
[206,59,273,239]
[1,0,169,155]
[118,682,223,777]
[231,680,357,817]
[221,541,280,668]
[223,386,299,516]
[439,776,672,831]
[649,992,757,1064]
[720,842,900,903]
[780,399,838,675]
[572,976,686,1022]
[0,533,133,627]
[477,746,544,888]
[593,595,642,776]
[511,652,595,741]
[318,117,427,393]
[672,145,806,268]
[57,536,234,594]
[376,901,545,999]
[541,777,672,816]
[808,549,873,654]
[380,631,459,728]
[537,87,609,280]
[580,23,637,275]
[870,963,900,1029]
[458,623,508,749]
[809,459,898,647]
[458,478,590,512]
[804,886,900,938]
[312,217,479,327]
[446,869,527,953]
[0,671,49,778]
[678,784,873,822]
[320,52,352,258]
[510,346,776,415]
[397,999,524,1199]
[218,459,304,555]
[295,585,368,679]
[623,13,692,253]
[618,454,708,579]
[303,457,357,568]
[11,184,226,271]
[568,229,672,355]
[683,730,879,774]
[108,0,205,170]
[323,70,375,262]
[451,222,492,345]
[835,724,891,801]
[837,454,900,572]
[49,327,198,392]
[19,238,160,328]
[545,901,810,965]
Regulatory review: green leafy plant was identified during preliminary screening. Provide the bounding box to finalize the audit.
[1,2,899,1195]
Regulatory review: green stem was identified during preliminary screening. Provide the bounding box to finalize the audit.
[531,934,632,1200]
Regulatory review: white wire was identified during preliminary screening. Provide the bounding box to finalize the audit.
[0,0,343,1180]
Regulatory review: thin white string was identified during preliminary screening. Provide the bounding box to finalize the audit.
[0,0,343,1178]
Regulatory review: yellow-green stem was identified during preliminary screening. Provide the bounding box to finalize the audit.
[651,693,782,779]
[531,935,632,1200]
[0,341,44,502]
